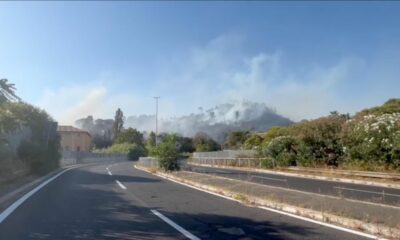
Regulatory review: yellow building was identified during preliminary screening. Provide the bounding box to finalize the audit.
[57,126,92,152]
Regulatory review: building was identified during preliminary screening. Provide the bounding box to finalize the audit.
[57,125,92,152]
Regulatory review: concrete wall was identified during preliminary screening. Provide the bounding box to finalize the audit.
[60,150,127,167]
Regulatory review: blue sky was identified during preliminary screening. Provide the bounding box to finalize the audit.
[1,2,399,124]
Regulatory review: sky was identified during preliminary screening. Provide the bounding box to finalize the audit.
[0,2,400,124]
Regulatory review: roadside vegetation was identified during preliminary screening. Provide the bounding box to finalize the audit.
[0,79,60,180]
[95,98,400,172]
[234,99,400,172]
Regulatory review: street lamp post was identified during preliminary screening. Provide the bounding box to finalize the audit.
[153,96,160,145]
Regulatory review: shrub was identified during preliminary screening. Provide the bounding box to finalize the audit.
[127,145,147,161]
[153,134,179,171]
[263,136,299,167]
[244,134,264,150]
[193,133,221,152]
[293,115,346,167]
[18,137,61,174]
[341,113,400,171]
[96,143,133,154]
[225,130,250,149]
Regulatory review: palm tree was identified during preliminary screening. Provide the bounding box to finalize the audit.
[0,78,20,103]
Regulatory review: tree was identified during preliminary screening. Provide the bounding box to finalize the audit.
[147,131,156,147]
[114,128,144,146]
[225,130,250,149]
[177,136,195,153]
[193,132,221,152]
[112,108,124,139]
[0,79,20,104]
[153,134,180,171]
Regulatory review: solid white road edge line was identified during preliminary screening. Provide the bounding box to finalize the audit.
[151,209,201,240]
[0,166,78,224]
[136,167,378,240]
[116,180,127,190]
[250,175,287,182]
[333,186,400,198]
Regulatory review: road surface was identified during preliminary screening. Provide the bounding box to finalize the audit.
[184,163,400,206]
[0,162,373,240]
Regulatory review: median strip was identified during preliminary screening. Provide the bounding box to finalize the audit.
[135,165,400,239]
[151,209,201,240]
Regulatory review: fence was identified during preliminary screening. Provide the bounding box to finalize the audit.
[193,150,256,159]
[60,150,127,167]
[189,157,267,168]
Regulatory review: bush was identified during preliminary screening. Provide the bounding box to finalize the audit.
[114,128,144,146]
[193,133,221,152]
[153,134,179,171]
[18,137,60,174]
[244,135,264,150]
[96,143,133,154]
[127,145,147,161]
[341,113,400,171]
[293,115,346,167]
[263,136,299,167]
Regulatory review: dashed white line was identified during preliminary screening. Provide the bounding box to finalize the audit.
[334,186,400,198]
[136,166,377,240]
[151,209,201,240]
[116,180,127,190]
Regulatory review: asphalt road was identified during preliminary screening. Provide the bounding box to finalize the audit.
[184,163,400,206]
[0,162,373,240]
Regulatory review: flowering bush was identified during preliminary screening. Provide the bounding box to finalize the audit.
[341,113,400,170]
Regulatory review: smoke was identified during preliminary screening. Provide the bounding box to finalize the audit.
[125,100,292,142]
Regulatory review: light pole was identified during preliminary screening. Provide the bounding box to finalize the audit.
[153,96,160,145]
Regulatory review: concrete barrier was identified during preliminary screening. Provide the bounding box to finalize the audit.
[60,151,127,167]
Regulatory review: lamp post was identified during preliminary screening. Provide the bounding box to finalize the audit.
[153,96,160,145]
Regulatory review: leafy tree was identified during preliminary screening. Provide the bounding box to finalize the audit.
[225,130,251,149]
[147,131,156,147]
[112,108,124,139]
[193,132,221,152]
[114,127,144,146]
[244,134,264,150]
[0,79,20,104]
[177,136,195,153]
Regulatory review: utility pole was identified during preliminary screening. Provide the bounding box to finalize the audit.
[153,97,160,145]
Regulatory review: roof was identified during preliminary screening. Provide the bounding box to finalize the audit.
[57,125,90,136]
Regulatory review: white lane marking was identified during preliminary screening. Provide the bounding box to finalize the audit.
[116,180,127,190]
[250,175,287,182]
[151,209,201,240]
[0,167,77,224]
[108,170,113,176]
[334,186,400,198]
[138,167,377,240]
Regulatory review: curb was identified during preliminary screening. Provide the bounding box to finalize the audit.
[187,162,400,189]
[135,165,399,240]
